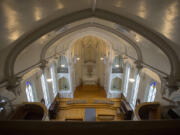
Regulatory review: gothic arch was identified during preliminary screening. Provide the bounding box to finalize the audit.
[41,23,142,63]
[4,8,180,85]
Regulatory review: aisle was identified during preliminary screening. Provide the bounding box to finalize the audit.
[56,85,122,121]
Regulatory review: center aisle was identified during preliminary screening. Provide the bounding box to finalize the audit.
[55,85,122,121]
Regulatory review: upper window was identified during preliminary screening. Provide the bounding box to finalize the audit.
[26,81,35,102]
[41,74,51,108]
[123,64,130,97]
[50,64,58,97]
[130,74,140,109]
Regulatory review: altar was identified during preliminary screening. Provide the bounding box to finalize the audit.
[82,61,98,85]
[83,76,98,85]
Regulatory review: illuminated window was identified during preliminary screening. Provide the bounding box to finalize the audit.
[26,81,35,102]
[130,74,140,109]
[41,74,51,108]
[145,81,157,102]
[50,64,58,97]
[123,64,130,97]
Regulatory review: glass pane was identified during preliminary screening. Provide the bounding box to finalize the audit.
[41,74,50,108]
[124,65,130,97]
[26,81,34,102]
[131,74,140,108]
[50,64,57,97]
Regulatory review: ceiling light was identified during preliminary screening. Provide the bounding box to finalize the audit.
[100,57,104,60]
[129,78,135,83]
[115,64,120,68]
[76,57,80,61]
[61,64,65,68]
[47,78,52,82]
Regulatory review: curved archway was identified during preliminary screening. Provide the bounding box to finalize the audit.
[140,68,161,83]
[21,67,41,81]
[138,68,161,103]
[4,9,180,85]
[41,23,142,62]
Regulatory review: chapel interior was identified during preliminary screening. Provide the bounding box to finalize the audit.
[0,0,180,134]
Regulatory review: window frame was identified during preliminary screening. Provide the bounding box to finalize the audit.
[41,73,51,108]
[50,63,58,97]
[25,81,35,102]
[123,64,131,97]
[145,81,157,102]
[130,73,140,109]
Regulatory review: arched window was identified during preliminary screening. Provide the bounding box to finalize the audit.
[144,81,157,102]
[123,64,130,97]
[130,74,140,109]
[50,64,58,97]
[26,81,35,102]
[41,74,51,108]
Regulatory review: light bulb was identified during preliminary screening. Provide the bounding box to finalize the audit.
[100,57,104,60]
[115,64,120,68]
[61,64,65,67]
[129,78,135,83]
[47,78,52,82]
[76,57,80,61]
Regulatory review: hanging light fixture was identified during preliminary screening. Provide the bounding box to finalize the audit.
[61,64,65,68]
[114,55,120,68]
[100,57,104,60]
[47,78,52,82]
[76,57,80,61]
[129,78,135,83]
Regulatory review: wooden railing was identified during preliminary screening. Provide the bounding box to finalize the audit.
[57,99,120,110]
[0,120,179,135]
[135,102,161,120]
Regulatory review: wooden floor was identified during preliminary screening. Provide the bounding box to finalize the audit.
[55,85,122,121]
[74,85,107,99]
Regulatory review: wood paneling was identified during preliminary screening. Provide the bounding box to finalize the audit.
[56,85,122,121]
